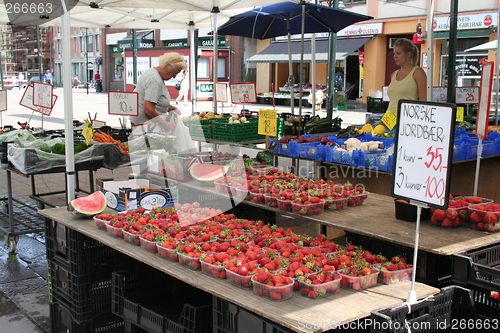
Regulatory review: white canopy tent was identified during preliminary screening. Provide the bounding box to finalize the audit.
[0,0,296,202]
[464,39,498,52]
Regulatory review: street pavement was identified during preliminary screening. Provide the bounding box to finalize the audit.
[1,87,369,131]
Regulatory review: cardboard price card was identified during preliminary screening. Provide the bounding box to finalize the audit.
[258,109,277,136]
[108,91,139,116]
[392,100,456,209]
[229,83,257,104]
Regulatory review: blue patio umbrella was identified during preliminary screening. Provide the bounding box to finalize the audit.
[217,1,372,114]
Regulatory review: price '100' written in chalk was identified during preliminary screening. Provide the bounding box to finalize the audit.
[392,100,455,208]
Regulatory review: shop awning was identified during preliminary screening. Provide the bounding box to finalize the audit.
[246,37,372,63]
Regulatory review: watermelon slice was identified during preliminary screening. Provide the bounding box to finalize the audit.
[67,191,107,218]
[190,163,229,185]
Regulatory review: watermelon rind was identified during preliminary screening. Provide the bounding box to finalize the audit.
[190,163,229,185]
[67,191,107,218]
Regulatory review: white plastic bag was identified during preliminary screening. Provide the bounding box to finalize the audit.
[174,115,197,154]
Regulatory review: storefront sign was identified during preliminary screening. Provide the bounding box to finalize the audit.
[392,100,456,209]
[454,56,485,76]
[337,22,383,37]
[164,37,226,48]
[125,57,150,85]
[358,50,364,64]
[455,87,479,104]
[433,13,497,31]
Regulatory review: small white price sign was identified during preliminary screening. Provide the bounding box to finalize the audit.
[230,83,257,104]
[0,90,7,111]
[20,85,57,116]
[108,91,139,116]
[258,109,277,136]
[455,86,479,104]
[392,100,456,209]
[32,82,53,108]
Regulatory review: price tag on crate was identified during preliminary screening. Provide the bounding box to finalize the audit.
[258,109,277,136]
[391,99,456,209]
[381,109,397,130]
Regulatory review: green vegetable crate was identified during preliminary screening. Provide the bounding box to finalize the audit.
[212,118,265,142]
[183,117,228,139]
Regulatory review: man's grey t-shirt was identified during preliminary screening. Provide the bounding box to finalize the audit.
[130,68,171,125]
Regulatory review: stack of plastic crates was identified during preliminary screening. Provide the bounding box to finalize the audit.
[112,266,212,333]
[370,285,476,332]
[45,218,131,332]
[451,243,500,321]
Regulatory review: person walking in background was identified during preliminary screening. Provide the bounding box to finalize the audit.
[129,52,186,133]
[44,69,53,85]
[73,75,81,89]
[175,70,189,105]
[17,72,24,89]
[94,71,102,92]
[386,38,426,117]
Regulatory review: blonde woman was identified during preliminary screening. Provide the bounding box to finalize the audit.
[130,52,187,133]
[386,38,427,116]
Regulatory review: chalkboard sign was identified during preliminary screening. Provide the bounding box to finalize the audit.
[0,90,7,111]
[32,82,53,108]
[455,86,479,104]
[108,91,139,116]
[391,100,456,209]
[20,85,57,116]
[229,83,257,104]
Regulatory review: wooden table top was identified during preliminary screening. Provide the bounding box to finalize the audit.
[166,178,500,256]
[39,207,439,333]
[238,192,500,256]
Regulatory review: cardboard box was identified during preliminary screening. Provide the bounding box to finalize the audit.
[96,177,177,211]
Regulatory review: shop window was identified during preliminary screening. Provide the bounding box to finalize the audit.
[198,57,209,79]
[217,58,226,80]
[114,57,124,81]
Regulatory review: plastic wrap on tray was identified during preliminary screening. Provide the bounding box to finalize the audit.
[7,143,105,174]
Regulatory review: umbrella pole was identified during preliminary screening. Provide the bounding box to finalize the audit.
[298,1,306,132]
[287,19,295,116]
[61,0,76,203]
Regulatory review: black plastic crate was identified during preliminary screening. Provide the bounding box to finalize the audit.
[213,296,293,333]
[45,218,131,275]
[48,258,114,322]
[50,301,124,333]
[394,199,431,222]
[345,233,452,288]
[452,242,500,290]
[370,285,476,333]
[451,243,500,320]
[112,268,212,333]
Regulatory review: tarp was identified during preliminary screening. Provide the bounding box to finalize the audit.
[247,37,372,63]
[465,39,498,52]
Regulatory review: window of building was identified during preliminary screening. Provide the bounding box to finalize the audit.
[198,57,209,79]
[95,35,100,52]
[73,37,77,53]
[57,40,61,54]
[80,36,85,53]
[87,34,93,53]
[217,58,226,80]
